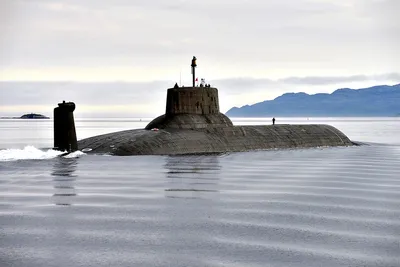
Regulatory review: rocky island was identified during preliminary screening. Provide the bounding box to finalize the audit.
[0,113,50,119]
[21,113,50,119]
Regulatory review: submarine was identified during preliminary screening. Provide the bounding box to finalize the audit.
[54,57,354,155]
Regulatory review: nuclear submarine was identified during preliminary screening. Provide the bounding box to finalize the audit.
[53,57,354,155]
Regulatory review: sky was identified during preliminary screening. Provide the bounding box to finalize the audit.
[0,0,399,117]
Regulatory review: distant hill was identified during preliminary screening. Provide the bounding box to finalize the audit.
[20,113,50,119]
[1,113,50,119]
[226,84,400,117]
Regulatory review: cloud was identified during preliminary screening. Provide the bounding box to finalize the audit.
[211,73,400,91]
[280,73,400,85]
[1,0,398,79]
[0,81,170,117]
[0,81,168,106]
[0,0,398,115]
[1,73,398,116]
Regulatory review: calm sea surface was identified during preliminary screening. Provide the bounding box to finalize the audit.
[1,117,399,267]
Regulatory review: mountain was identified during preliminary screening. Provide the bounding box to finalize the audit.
[225,84,400,117]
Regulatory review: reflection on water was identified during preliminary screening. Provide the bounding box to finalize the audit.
[1,145,399,267]
[164,155,221,199]
[1,118,400,267]
[51,157,78,206]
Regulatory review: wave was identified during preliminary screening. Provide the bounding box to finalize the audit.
[0,146,85,161]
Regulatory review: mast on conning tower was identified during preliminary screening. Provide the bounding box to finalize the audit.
[191,56,197,87]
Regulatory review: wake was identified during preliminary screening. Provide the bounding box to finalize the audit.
[0,146,85,162]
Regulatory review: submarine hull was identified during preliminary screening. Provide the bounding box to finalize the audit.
[55,60,355,156]
[77,124,353,156]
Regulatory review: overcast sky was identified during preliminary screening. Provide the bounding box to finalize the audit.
[1,0,399,117]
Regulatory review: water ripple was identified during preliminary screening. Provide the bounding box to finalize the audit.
[1,145,399,266]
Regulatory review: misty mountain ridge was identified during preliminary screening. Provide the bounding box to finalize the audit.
[226,84,400,117]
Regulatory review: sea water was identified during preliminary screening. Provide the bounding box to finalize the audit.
[0,117,399,267]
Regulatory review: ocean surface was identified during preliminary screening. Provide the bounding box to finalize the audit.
[0,117,399,267]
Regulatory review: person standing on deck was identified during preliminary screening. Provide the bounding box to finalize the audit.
[272,117,275,125]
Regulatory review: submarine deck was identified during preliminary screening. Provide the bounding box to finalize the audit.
[77,124,353,156]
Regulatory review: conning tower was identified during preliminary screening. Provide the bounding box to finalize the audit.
[146,57,233,130]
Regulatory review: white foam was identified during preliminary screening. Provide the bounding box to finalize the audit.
[0,146,85,162]
[63,150,86,158]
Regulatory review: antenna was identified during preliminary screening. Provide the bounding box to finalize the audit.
[191,56,197,87]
